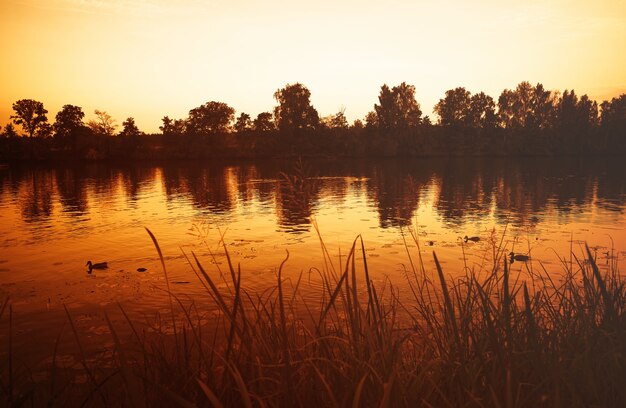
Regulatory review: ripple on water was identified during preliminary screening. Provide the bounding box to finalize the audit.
[1,158,626,366]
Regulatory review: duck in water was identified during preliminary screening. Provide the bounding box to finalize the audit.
[86,260,108,274]
[464,235,480,243]
[509,252,530,264]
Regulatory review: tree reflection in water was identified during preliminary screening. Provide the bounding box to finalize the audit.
[0,157,624,232]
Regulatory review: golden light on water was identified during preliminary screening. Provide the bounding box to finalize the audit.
[1,2,626,402]
[1,0,625,132]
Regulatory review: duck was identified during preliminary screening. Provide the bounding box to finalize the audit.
[86,260,108,273]
[464,235,480,243]
[509,252,530,263]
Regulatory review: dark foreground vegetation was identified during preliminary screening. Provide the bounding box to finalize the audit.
[1,82,625,161]
[1,229,625,407]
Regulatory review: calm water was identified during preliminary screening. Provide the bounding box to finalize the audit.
[1,157,626,364]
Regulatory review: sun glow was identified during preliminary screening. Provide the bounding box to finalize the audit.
[1,0,624,132]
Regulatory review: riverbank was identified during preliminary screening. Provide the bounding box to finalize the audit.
[2,125,626,162]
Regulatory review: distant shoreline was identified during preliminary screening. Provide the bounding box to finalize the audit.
[2,126,626,162]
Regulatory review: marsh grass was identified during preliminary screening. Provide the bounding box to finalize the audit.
[1,227,625,407]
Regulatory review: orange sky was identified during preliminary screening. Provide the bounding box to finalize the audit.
[1,0,624,133]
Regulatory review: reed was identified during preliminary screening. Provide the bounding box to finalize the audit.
[1,231,625,407]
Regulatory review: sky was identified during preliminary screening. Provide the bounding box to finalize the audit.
[1,0,625,133]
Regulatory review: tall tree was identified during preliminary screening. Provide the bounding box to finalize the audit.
[252,112,275,132]
[160,116,187,136]
[578,95,599,128]
[434,87,471,126]
[187,101,235,135]
[529,83,557,130]
[88,110,117,136]
[557,90,578,130]
[54,104,85,140]
[11,99,48,138]
[600,94,626,137]
[364,111,378,129]
[331,108,349,129]
[322,108,349,129]
[273,83,319,132]
[1,123,19,138]
[600,95,626,126]
[234,113,252,132]
[498,82,532,128]
[468,92,497,128]
[374,82,421,129]
[513,81,535,128]
[497,89,517,129]
[556,90,598,131]
[498,82,557,129]
[120,117,141,138]
[36,122,53,138]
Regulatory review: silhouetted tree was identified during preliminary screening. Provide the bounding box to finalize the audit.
[577,95,599,129]
[600,95,626,127]
[497,82,556,129]
[365,111,378,129]
[529,83,557,130]
[11,99,48,138]
[600,95,626,149]
[468,92,497,128]
[160,116,174,134]
[553,90,599,151]
[557,90,598,131]
[54,105,85,139]
[557,89,578,129]
[498,89,517,129]
[499,82,532,128]
[36,122,53,138]
[187,101,235,135]
[235,113,252,132]
[1,123,19,138]
[253,112,275,132]
[434,87,471,126]
[352,119,364,130]
[88,110,117,136]
[374,82,421,129]
[322,108,349,129]
[120,117,141,138]
[117,117,142,155]
[160,116,186,136]
[54,105,85,146]
[273,83,319,132]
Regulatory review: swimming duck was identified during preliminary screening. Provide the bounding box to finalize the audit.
[86,260,108,273]
[509,252,530,263]
[464,235,480,243]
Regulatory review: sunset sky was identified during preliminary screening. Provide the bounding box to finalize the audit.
[1,0,625,133]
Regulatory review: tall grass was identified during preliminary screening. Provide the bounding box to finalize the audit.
[1,229,625,407]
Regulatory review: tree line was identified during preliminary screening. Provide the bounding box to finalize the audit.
[1,81,625,160]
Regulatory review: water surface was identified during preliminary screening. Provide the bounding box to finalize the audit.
[1,157,625,364]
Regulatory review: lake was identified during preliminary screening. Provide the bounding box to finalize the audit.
[1,157,625,366]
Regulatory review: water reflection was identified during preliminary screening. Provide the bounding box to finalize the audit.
[161,165,235,213]
[0,158,624,232]
[55,168,89,214]
[18,169,54,222]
